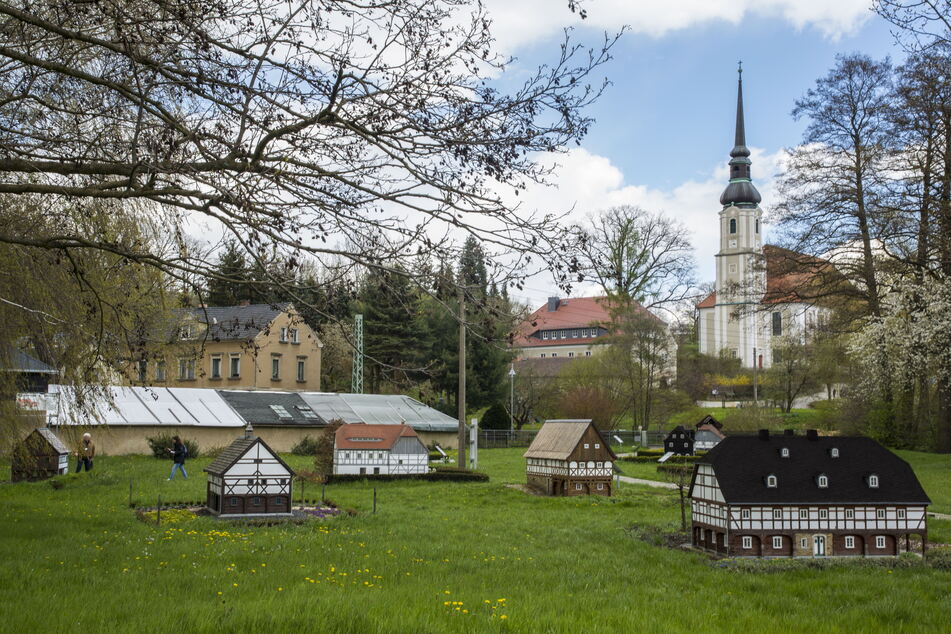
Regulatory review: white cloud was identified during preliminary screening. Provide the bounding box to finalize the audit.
[502,146,788,306]
[484,0,872,51]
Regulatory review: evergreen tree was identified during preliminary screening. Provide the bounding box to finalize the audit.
[206,240,249,306]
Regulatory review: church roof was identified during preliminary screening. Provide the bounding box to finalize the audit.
[720,65,762,207]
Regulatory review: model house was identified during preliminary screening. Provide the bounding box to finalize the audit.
[333,423,429,475]
[11,427,69,481]
[664,425,695,455]
[689,430,930,557]
[694,423,726,451]
[524,419,616,496]
[204,425,295,517]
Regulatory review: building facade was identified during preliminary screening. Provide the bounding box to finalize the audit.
[333,423,429,475]
[689,431,930,557]
[204,427,295,517]
[524,420,616,496]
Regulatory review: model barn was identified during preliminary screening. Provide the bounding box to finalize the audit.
[524,420,616,496]
[689,430,931,558]
[11,428,69,481]
[204,425,295,517]
[333,423,428,475]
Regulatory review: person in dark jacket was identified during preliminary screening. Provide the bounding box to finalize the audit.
[166,436,188,480]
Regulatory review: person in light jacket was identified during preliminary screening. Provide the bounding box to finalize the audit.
[166,436,188,480]
[75,433,95,472]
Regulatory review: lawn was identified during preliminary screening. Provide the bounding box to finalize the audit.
[1,448,950,633]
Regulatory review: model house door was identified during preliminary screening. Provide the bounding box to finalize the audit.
[813,535,826,556]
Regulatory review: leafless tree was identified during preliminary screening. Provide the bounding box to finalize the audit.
[874,0,951,50]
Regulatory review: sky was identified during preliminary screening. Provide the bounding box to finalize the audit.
[482,0,908,309]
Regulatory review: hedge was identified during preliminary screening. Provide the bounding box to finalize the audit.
[326,468,489,484]
[656,464,694,476]
[621,455,702,464]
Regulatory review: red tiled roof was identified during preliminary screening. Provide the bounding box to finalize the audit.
[697,291,716,309]
[513,296,659,348]
[334,423,419,450]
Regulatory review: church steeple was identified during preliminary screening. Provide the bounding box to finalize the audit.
[720,63,762,207]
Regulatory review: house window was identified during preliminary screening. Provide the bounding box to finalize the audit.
[179,324,194,340]
[781,447,789,458]
[271,356,281,380]
[876,536,886,549]
[178,358,195,380]
[845,536,855,549]
[568,352,574,358]
[542,331,549,340]
[772,536,783,549]
[868,474,879,488]
[291,328,299,343]
[772,311,782,336]
[819,509,828,520]
[741,509,750,520]
[729,218,737,234]
[596,462,603,468]
[247,478,254,485]
[845,509,854,519]
[540,354,546,358]
[575,483,582,491]
[252,497,262,506]
[831,447,840,458]
[729,263,737,274]
[229,497,239,507]
[156,361,166,382]
[742,536,752,549]
[898,509,906,519]
[584,443,589,449]
[585,351,592,357]
[597,483,604,490]
[210,356,222,379]
[876,509,885,519]
[551,353,557,358]
[136,359,148,382]
[297,358,306,382]
[817,474,829,488]
[594,444,600,449]
[274,497,284,505]
[581,329,588,337]
[571,330,579,338]
[270,405,292,420]
[560,330,567,339]
[800,509,808,519]
[229,355,240,378]
[766,475,777,488]
[772,509,782,520]
[279,327,288,343]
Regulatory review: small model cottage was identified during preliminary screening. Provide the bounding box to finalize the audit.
[204,425,295,517]
[11,427,69,481]
[694,423,725,451]
[524,419,616,496]
[689,430,931,558]
[664,425,695,456]
[333,423,428,475]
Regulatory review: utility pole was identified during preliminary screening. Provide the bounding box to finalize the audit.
[457,287,467,468]
[508,364,516,434]
[351,313,364,394]
[753,345,758,404]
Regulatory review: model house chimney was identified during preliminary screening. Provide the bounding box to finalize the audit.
[244,423,255,439]
[758,429,770,441]
[806,429,819,441]
[547,297,560,312]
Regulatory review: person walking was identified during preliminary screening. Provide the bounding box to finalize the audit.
[167,436,188,480]
[76,432,95,472]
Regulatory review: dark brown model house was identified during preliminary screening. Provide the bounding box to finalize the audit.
[524,419,616,496]
[204,425,295,517]
[11,427,69,481]
[690,430,930,557]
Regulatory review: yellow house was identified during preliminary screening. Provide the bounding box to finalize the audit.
[133,303,323,391]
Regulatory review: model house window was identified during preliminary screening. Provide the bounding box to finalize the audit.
[868,474,879,488]
[772,509,782,520]
[597,483,604,490]
[297,358,306,382]
[229,355,240,378]
[210,356,222,379]
[772,311,782,336]
[551,353,558,358]
[831,447,840,458]
[596,462,603,468]
[585,351,592,357]
[279,327,288,342]
[877,509,885,519]
[252,497,262,506]
[817,474,829,488]
[846,509,854,519]
[722,534,727,546]
[156,361,166,381]
[845,536,855,549]
[772,536,782,549]
[819,509,828,520]
[230,497,239,506]
[540,354,546,358]
[594,443,600,449]
[291,328,299,343]
[583,443,589,449]
[741,509,750,520]
[729,218,737,234]
[568,352,574,358]
[876,536,886,549]
[800,538,808,549]
[271,356,281,379]
[766,475,777,488]
[799,508,808,519]
[274,497,284,505]
[178,358,195,380]
[575,483,582,490]
[247,478,254,485]
[781,447,789,458]
[742,536,752,549]
[898,509,906,519]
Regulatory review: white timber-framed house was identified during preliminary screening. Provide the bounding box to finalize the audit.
[524,419,617,496]
[333,423,428,476]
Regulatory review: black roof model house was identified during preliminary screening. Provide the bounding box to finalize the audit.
[689,429,931,558]
[662,425,695,459]
[11,427,69,481]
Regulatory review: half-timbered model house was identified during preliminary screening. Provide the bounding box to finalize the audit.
[333,423,428,475]
[524,420,616,496]
[204,424,295,517]
[689,430,931,558]
[11,427,69,481]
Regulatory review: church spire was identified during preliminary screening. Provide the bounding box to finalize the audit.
[720,62,762,207]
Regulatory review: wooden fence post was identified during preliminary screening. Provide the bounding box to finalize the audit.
[373,487,377,514]
[129,478,133,507]
[157,495,161,526]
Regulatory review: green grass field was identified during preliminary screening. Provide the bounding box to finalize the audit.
[1,448,950,633]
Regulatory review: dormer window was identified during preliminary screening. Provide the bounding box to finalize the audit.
[868,474,879,488]
[729,218,737,234]
[817,474,829,488]
[830,447,839,458]
[766,474,777,488]
[781,447,790,458]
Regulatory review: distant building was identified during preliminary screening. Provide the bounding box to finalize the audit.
[11,427,69,481]
[524,419,616,496]
[689,430,930,557]
[2,348,57,393]
[664,426,695,456]
[204,425,294,517]
[333,423,428,476]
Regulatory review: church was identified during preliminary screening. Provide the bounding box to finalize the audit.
[696,68,831,369]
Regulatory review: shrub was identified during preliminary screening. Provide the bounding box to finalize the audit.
[145,434,199,459]
[291,435,320,456]
[480,402,510,430]
[656,464,693,476]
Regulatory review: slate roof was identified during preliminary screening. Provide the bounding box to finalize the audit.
[218,390,326,426]
[697,434,931,505]
[334,423,421,450]
[298,393,458,432]
[203,435,294,476]
[696,415,723,430]
[2,348,57,374]
[523,420,617,460]
[181,303,292,341]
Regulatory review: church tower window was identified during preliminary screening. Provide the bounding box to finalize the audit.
[755,219,760,233]
[772,312,782,336]
[729,218,737,234]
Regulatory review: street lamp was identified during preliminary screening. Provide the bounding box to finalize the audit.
[508,363,516,435]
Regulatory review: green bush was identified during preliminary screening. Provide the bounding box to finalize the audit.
[480,402,510,430]
[656,464,693,476]
[621,454,701,464]
[291,435,320,456]
[145,434,199,459]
